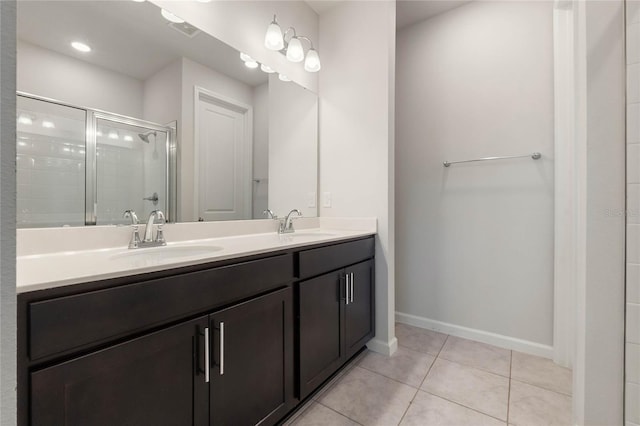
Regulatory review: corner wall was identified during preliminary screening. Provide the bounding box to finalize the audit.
[318,0,397,354]
[395,1,555,355]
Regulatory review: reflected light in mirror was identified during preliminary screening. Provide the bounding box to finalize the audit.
[108,130,119,140]
[71,41,91,53]
[41,120,55,129]
[160,8,184,24]
[17,114,33,125]
[244,60,259,69]
[260,64,275,73]
[278,74,291,82]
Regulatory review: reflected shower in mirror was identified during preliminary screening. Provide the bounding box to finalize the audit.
[16,0,318,227]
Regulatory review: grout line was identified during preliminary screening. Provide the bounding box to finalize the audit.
[418,334,449,389]
[510,377,573,398]
[420,389,509,424]
[507,350,513,424]
[316,400,365,425]
[396,386,420,426]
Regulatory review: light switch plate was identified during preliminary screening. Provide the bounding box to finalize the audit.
[307,192,317,208]
[322,192,332,208]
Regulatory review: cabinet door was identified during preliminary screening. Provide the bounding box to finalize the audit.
[345,259,375,359]
[298,270,346,399]
[210,287,293,426]
[30,316,209,426]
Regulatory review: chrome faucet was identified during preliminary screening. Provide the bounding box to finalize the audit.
[123,210,141,249]
[131,210,166,248]
[279,209,302,234]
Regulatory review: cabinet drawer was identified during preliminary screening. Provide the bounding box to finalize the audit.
[29,254,294,361]
[298,237,374,279]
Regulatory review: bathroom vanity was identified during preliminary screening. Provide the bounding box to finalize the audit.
[17,229,375,426]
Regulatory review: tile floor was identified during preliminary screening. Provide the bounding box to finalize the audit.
[289,323,572,426]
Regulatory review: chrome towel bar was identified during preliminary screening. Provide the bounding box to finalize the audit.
[443,152,541,167]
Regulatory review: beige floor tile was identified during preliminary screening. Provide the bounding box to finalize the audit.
[318,366,417,426]
[509,380,572,426]
[421,358,509,421]
[312,351,367,401]
[511,352,572,396]
[395,323,448,355]
[291,402,361,426]
[358,346,436,387]
[400,390,506,426]
[438,336,511,377]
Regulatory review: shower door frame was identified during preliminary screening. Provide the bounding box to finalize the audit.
[17,92,177,225]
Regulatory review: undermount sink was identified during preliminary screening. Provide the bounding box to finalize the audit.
[110,245,223,261]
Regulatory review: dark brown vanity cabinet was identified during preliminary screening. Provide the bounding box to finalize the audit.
[298,238,375,399]
[19,236,375,425]
[209,287,294,426]
[30,316,210,426]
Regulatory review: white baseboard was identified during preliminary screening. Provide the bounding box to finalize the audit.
[366,336,398,356]
[395,311,554,359]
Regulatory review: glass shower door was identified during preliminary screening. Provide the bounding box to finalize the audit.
[94,115,169,225]
[16,96,86,228]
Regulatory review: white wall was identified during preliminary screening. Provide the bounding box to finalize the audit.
[180,57,254,222]
[253,82,269,219]
[17,40,143,118]
[150,0,318,92]
[395,1,555,354]
[143,59,181,125]
[319,1,397,355]
[268,74,317,218]
[572,1,626,424]
[0,1,16,424]
[627,4,640,425]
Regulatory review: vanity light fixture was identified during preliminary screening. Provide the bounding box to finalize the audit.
[41,120,55,129]
[71,41,91,53]
[161,9,184,24]
[264,15,321,72]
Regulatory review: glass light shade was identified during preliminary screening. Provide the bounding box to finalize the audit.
[278,73,291,82]
[264,22,284,51]
[244,60,259,69]
[286,37,304,63]
[260,64,275,73]
[304,49,321,72]
[161,9,184,24]
[240,52,253,62]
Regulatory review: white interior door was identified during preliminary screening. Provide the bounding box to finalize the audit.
[196,91,251,221]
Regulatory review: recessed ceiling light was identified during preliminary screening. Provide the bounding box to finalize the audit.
[244,60,259,69]
[71,41,91,53]
[42,120,55,129]
[161,9,184,24]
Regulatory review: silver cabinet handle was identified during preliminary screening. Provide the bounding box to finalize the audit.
[345,273,350,305]
[350,272,354,303]
[204,327,210,383]
[219,322,225,376]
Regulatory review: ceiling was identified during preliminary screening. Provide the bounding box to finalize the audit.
[304,0,344,15]
[397,0,473,30]
[17,1,268,86]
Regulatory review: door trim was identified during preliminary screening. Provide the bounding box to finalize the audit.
[193,86,253,221]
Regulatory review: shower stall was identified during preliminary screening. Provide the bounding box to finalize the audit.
[16,93,176,228]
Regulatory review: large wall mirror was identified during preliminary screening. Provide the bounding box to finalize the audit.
[16,0,318,228]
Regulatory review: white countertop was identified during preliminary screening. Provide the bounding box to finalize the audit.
[17,218,376,294]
